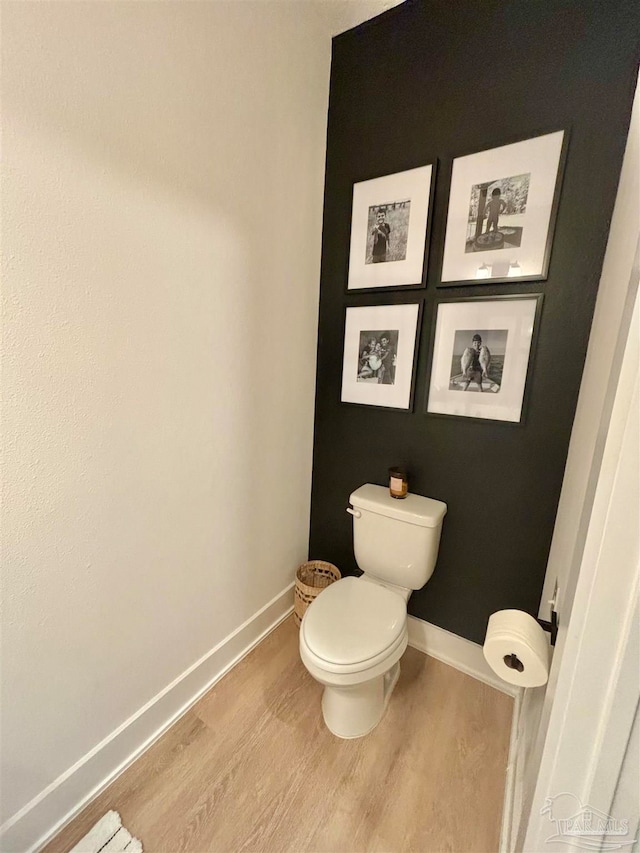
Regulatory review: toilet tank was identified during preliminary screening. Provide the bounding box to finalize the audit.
[349,484,447,590]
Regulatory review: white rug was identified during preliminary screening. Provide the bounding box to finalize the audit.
[69,810,142,853]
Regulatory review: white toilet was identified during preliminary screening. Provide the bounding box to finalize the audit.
[299,483,447,739]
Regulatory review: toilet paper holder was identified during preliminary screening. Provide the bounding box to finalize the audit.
[536,609,558,646]
[537,582,559,646]
[503,652,525,672]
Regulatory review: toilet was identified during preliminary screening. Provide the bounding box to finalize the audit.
[299,483,447,739]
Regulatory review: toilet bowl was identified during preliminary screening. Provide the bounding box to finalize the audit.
[299,484,447,739]
[299,575,409,738]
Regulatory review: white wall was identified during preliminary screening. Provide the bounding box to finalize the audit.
[318,0,404,35]
[0,1,396,848]
[523,279,639,853]
[513,77,639,850]
[539,82,640,626]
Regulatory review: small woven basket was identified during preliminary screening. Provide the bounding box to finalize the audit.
[294,560,341,628]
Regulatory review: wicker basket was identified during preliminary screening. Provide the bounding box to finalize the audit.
[294,560,341,628]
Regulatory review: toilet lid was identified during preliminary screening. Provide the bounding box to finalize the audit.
[302,576,406,666]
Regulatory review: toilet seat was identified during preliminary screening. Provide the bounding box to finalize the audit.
[301,576,407,674]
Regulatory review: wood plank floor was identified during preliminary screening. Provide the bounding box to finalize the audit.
[43,616,513,853]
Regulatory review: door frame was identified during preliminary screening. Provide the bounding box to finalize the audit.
[522,269,639,852]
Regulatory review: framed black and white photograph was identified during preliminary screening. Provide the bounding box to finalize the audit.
[347,165,435,291]
[341,303,422,409]
[426,295,543,423]
[440,131,567,285]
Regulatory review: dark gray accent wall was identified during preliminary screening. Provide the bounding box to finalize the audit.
[308,0,639,644]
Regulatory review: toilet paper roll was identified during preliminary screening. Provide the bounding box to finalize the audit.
[483,609,550,687]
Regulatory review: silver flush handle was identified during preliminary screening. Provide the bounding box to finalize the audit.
[346,507,361,518]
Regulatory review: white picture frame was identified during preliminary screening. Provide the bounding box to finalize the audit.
[347,165,434,291]
[341,303,422,410]
[440,131,567,285]
[426,295,542,423]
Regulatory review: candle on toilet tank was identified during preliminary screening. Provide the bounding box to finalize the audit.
[388,467,408,499]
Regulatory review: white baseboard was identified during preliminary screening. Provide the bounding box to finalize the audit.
[500,688,523,853]
[407,615,519,697]
[1,584,294,853]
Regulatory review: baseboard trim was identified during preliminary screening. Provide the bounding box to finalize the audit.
[1,584,295,853]
[407,615,519,697]
[499,687,523,853]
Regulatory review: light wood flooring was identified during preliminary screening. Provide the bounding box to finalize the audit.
[43,616,513,853]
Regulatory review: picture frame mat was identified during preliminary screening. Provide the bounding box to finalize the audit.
[348,164,434,291]
[440,130,565,284]
[427,296,541,423]
[341,302,421,409]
